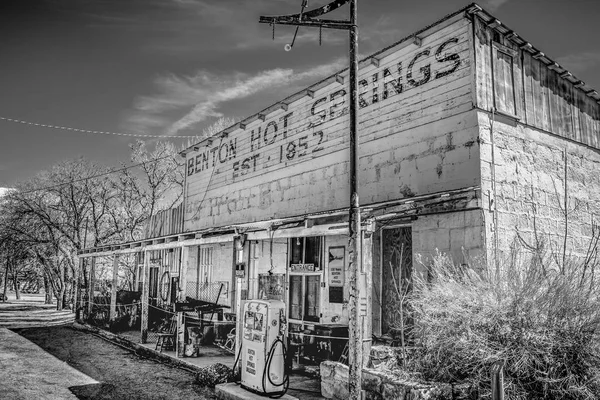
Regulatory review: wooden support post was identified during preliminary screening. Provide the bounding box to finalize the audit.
[87,257,96,320]
[141,250,150,343]
[3,252,9,303]
[347,1,363,399]
[361,219,374,366]
[176,246,187,358]
[176,311,185,358]
[234,277,243,374]
[109,255,119,322]
[75,257,83,320]
[180,246,189,301]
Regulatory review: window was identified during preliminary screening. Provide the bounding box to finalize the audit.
[289,236,322,270]
[492,41,517,116]
[234,236,246,278]
[289,275,321,322]
[149,266,159,300]
[288,236,323,323]
[198,247,214,284]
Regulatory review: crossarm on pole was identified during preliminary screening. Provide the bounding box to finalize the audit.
[260,0,350,21]
[259,16,351,30]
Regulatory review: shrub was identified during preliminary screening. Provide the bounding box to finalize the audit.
[407,246,600,399]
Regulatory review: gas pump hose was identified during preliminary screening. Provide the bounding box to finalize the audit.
[262,336,290,398]
[231,337,289,398]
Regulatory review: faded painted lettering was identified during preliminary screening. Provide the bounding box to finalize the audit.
[185,37,462,180]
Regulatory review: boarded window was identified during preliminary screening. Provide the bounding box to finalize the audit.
[492,43,517,116]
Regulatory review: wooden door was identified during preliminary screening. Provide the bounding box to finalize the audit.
[381,227,412,335]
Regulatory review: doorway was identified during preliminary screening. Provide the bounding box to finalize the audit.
[380,226,412,335]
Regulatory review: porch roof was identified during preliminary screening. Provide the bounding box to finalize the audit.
[77,186,480,258]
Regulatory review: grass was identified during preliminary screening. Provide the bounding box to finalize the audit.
[403,244,600,399]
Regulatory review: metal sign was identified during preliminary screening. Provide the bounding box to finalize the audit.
[290,263,315,272]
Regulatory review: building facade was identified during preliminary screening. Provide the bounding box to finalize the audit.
[79,3,600,360]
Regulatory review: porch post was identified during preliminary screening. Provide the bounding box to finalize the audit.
[87,256,96,320]
[75,257,83,320]
[176,246,187,357]
[362,218,375,366]
[176,311,185,358]
[109,254,119,322]
[234,276,243,375]
[141,250,150,343]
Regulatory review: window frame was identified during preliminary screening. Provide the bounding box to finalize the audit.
[288,272,322,323]
[288,236,323,271]
[287,236,324,324]
[491,40,518,118]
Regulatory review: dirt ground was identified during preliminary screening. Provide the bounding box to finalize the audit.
[17,326,216,400]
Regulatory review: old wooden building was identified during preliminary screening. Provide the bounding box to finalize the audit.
[78,3,600,364]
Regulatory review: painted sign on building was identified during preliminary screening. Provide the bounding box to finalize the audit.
[184,17,477,231]
[328,246,345,287]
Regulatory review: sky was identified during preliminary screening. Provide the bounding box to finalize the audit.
[1,0,600,187]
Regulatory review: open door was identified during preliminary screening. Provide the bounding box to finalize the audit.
[381,227,412,336]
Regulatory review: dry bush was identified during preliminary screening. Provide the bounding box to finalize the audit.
[407,245,600,399]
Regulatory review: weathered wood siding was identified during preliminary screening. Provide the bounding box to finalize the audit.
[143,203,184,239]
[184,16,479,231]
[474,16,600,149]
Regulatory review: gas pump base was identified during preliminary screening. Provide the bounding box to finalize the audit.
[215,383,299,400]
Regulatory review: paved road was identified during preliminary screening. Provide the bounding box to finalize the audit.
[0,327,98,400]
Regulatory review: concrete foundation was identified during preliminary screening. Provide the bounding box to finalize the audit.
[216,382,299,400]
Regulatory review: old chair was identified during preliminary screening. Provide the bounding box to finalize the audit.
[155,317,177,353]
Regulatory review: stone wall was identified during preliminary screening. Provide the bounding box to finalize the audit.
[478,111,600,263]
[320,361,454,400]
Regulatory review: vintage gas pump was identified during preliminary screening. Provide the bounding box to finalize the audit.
[240,299,289,397]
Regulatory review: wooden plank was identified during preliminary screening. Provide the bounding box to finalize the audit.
[531,54,544,127]
[592,98,600,148]
[474,16,492,111]
[507,39,525,119]
[558,77,574,140]
[585,95,599,147]
[523,52,534,126]
[492,47,506,112]
[109,255,119,322]
[574,89,587,143]
[548,69,561,134]
[539,62,551,132]
[141,251,150,343]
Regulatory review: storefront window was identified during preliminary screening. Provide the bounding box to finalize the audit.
[289,236,323,323]
[289,274,321,322]
[289,236,322,270]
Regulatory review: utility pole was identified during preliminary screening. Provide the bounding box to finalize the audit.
[259,1,363,398]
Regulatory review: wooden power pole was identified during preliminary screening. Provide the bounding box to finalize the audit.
[259,1,363,398]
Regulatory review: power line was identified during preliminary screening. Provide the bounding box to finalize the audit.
[17,154,181,195]
[0,116,200,139]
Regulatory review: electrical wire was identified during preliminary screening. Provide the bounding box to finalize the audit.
[11,153,178,196]
[0,116,200,139]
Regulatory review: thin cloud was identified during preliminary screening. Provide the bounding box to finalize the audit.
[128,58,346,136]
[481,0,510,12]
[556,52,600,76]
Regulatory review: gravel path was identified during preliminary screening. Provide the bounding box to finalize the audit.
[17,326,216,400]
